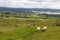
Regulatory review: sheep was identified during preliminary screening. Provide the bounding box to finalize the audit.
[27,24,31,27]
[42,26,47,32]
[36,26,40,32]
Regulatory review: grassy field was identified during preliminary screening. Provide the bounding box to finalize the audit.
[0,18,60,40]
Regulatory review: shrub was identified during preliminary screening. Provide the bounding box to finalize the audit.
[56,18,60,26]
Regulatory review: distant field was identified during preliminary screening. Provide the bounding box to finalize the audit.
[0,18,60,40]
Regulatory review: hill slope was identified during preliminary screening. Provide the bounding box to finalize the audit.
[0,7,60,12]
[0,18,60,40]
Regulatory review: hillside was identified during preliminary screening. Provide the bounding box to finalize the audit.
[0,7,60,12]
[0,18,60,40]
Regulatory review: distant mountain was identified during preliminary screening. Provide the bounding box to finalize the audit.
[0,7,60,12]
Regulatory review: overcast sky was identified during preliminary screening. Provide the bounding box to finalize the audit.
[0,0,60,9]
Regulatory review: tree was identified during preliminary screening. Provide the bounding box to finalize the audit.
[4,12,10,18]
[4,12,10,15]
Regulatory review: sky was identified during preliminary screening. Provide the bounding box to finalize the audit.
[0,0,60,9]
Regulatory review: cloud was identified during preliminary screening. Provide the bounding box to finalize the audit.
[0,0,60,9]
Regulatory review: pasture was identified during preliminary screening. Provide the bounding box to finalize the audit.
[0,18,60,40]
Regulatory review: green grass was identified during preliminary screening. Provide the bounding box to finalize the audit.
[0,18,60,40]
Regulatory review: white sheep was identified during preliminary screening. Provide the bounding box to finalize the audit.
[36,26,40,32]
[42,26,47,31]
[27,24,31,27]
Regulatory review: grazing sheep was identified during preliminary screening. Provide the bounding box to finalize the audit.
[42,26,47,32]
[27,24,31,27]
[36,26,40,32]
